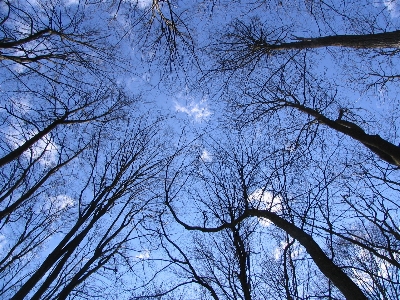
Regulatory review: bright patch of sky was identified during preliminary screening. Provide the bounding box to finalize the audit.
[351,248,375,292]
[2,98,59,166]
[175,99,211,122]
[48,195,74,212]
[273,241,304,260]
[63,0,79,6]
[12,63,27,74]
[384,0,400,16]
[284,143,296,153]
[350,246,397,291]
[141,72,151,82]
[137,0,153,9]
[5,124,58,166]
[0,234,6,252]
[123,0,152,9]
[374,0,400,17]
[378,260,390,279]
[11,96,31,114]
[135,249,150,260]
[200,149,212,162]
[248,189,282,227]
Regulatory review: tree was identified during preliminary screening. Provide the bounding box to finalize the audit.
[0,1,172,299]
[146,1,400,299]
[158,130,374,299]
[1,116,169,299]
[213,19,400,70]
[0,0,123,75]
[2,0,400,299]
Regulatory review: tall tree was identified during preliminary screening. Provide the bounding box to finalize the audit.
[160,130,379,299]
[0,1,171,299]
[1,117,169,299]
[2,0,400,299]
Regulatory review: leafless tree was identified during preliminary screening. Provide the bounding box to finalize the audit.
[1,116,169,299]
[2,1,400,299]
[156,126,400,299]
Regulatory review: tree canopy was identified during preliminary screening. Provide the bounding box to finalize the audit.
[1,0,400,299]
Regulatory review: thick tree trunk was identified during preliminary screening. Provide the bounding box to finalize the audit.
[287,103,400,167]
[258,30,400,52]
[166,197,367,300]
[0,115,66,167]
[9,201,109,300]
[232,228,252,300]
[248,209,367,300]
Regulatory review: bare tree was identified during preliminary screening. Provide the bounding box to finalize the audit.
[0,84,132,219]
[231,81,400,167]
[1,117,169,300]
[0,1,121,73]
[213,19,400,71]
[2,1,400,299]
[157,127,400,299]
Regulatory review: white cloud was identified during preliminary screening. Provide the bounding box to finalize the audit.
[135,249,150,260]
[351,246,397,291]
[12,62,27,74]
[248,188,282,227]
[273,241,304,260]
[375,0,400,17]
[200,149,212,162]
[43,194,74,217]
[6,127,59,166]
[2,98,58,165]
[175,100,212,122]
[49,195,74,211]
[63,0,79,5]
[351,248,375,292]
[138,0,153,9]
[126,0,152,9]
[378,260,390,279]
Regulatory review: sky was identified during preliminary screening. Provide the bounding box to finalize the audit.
[1,0,400,299]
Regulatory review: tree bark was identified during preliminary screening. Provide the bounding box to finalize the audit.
[232,228,252,300]
[248,209,367,300]
[257,30,400,52]
[286,103,400,167]
[9,213,101,300]
[0,29,53,49]
[0,116,66,168]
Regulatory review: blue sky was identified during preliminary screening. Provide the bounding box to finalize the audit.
[1,0,400,299]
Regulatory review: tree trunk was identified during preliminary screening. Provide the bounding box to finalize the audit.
[0,116,65,167]
[287,103,400,167]
[258,30,400,52]
[248,209,367,300]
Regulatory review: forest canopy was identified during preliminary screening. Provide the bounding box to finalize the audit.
[1,0,400,299]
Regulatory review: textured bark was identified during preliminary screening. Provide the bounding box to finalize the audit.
[257,30,400,52]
